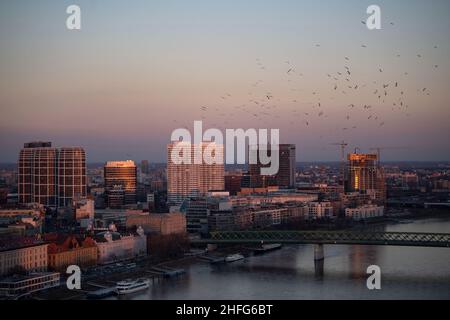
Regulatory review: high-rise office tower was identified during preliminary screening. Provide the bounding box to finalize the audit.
[57,147,87,207]
[18,142,86,207]
[104,160,137,208]
[248,144,296,188]
[376,166,387,204]
[224,173,243,196]
[18,142,57,206]
[345,153,378,192]
[140,160,149,175]
[345,152,386,204]
[167,142,224,206]
[278,144,296,187]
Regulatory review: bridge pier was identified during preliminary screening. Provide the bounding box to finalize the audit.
[314,259,324,278]
[314,244,324,261]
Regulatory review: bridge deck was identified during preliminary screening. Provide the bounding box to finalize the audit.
[192,231,450,248]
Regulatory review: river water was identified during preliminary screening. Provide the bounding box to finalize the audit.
[121,217,450,300]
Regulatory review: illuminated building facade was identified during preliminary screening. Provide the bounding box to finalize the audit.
[167,142,224,206]
[104,161,137,208]
[18,142,86,208]
[46,235,97,272]
[0,237,48,276]
[345,153,378,192]
[345,153,386,204]
[57,148,87,207]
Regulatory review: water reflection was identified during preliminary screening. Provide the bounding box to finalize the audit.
[119,218,450,300]
[314,259,324,279]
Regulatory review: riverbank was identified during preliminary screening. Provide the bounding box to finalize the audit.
[28,254,200,300]
[27,212,450,300]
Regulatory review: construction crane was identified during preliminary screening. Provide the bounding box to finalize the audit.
[330,141,348,189]
[330,141,348,163]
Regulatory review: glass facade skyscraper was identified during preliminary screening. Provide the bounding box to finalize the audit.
[104,160,137,208]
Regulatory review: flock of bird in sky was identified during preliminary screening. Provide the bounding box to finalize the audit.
[190,22,440,138]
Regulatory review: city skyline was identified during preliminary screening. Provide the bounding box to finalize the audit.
[1,0,450,162]
[0,0,449,304]
[2,138,450,164]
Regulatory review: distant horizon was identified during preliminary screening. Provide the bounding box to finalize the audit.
[2,160,450,166]
[1,138,449,164]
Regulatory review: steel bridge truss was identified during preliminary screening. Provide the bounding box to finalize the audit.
[194,231,450,247]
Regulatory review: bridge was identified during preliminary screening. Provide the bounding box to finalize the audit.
[192,230,450,248]
[192,230,450,269]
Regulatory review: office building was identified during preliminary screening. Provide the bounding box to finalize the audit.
[167,142,224,206]
[18,142,86,208]
[278,144,296,187]
[57,147,87,207]
[104,161,137,208]
[140,160,149,175]
[249,144,296,188]
[183,197,208,235]
[224,173,242,195]
[345,152,386,204]
[345,153,378,192]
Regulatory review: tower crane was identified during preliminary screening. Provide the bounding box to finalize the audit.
[330,141,348,189]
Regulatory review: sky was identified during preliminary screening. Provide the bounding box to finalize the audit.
[0,0,449,162]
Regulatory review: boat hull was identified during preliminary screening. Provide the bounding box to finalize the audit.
[116,280,150,295]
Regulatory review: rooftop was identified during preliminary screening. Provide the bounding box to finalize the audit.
[0,272,60,284]
[105,160,136,167]
[0,236,46,252]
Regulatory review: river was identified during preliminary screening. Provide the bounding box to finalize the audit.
[117,217,450,300]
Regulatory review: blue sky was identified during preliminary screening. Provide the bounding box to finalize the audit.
[1,0,449,162]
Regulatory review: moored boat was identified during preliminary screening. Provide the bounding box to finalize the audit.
[253,243,282,255]
[116,279,150,295]
[225,253,244,263]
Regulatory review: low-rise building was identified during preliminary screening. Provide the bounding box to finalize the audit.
[0,272,60,298]
[183,198,208,235]
[252,208,284,228]
[345,205,384,221]
[307,202,335,219]
[94,227,147,264]
[231,192,318,207]
[45,235,97,272]
[75,199,95,221]
[0,237,48,276]
[0,205,45,235]
[126,212,186,235]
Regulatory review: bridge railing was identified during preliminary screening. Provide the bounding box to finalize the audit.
[198,231,450,247]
